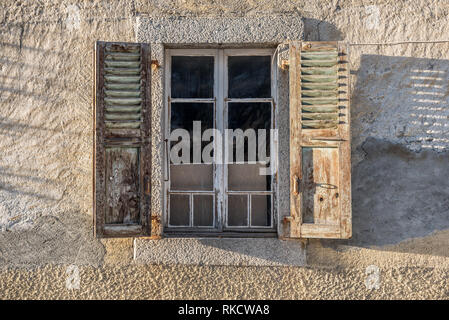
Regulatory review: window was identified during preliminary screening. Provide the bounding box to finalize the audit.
[93,41,352,240]
[164,48,276,235]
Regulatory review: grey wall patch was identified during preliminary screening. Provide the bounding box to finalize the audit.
[347,138,449,247]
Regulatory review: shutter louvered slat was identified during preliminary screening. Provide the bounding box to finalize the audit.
[104,46,143,134]
[105,90,141,98]
[104,52,140,61]
[105,83,141,90]
[105,106,141,113]
[301,75,337,83]
[300,46,340,129]
[105,68,141,75]
[105,75,141,83]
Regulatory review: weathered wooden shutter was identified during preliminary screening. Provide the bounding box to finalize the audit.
[94,41,151,238]
[287,41,351,239]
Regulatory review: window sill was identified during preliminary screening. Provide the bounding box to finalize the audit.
[163,231,278,238]
[133,237,306,266]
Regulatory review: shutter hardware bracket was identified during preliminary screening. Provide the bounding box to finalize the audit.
[280,59,289,70]
[151,60,160,71]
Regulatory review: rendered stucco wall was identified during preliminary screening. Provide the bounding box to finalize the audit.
[0,0,449,299]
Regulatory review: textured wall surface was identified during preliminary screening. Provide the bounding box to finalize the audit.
[1,0,449,299]
[134,238,306,266]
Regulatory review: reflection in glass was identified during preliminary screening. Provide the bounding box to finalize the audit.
[251,195,271,227]
[171,56,214,98]
[169,194,190,226]
[227,102,272,192]
[227,102,271,163]
[228,56,271,98]
[170,164,213,191]
[170,103,213,164]
[193,195,214,227]
[228,163,271,191]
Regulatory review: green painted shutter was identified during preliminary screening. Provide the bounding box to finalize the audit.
[94,41,151,238]
[287,41,351,239]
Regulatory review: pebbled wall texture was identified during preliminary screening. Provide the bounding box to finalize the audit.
[1,0,449,299]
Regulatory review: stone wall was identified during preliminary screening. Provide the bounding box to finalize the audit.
[1,0,449,299]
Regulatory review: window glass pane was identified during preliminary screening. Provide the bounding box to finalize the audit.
[171,56,214,98]
[193,195,214,227]
[169,194,190,226]
[170,164,213,191]
[227,195,248,227]
[228,102,272,191]
[227,102,271,162]
[228,56,271,98]
[251,195,271,227]
[167,50,277,233]
[170,103,214,164]
[228,163,271,191]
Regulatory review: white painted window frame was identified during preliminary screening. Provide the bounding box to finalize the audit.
[164,48,277,236]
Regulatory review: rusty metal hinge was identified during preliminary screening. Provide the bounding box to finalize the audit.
[151,60,160,71]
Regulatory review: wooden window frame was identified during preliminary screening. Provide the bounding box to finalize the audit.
[163,48,278,237]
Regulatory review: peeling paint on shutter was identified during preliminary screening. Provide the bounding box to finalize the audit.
[286,41,351,239]
[94,41,151,238]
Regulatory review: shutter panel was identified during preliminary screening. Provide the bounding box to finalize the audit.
[287,41,351,239]
[94,41,151,238]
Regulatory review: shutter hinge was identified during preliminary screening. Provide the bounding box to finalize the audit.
[151,60,160,71]
[281,59,289,70]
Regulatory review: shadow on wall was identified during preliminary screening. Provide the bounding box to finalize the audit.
[332,54,449,256]
[348,138,449,249]
[0,211,105,268]
[352,55,449,152]
[0,114,85,230]
[303,18,345,41]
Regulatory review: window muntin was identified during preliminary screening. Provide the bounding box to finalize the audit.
[165,48,276,234]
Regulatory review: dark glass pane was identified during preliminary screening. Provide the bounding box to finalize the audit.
[170,103,213,164]
[169,194,190,226]
[251,195,271,227]
[227,195,248,227]
[227,102,271,163]
[171,56,214,98]
[193,195,214,227]
[170,164,213,191]
[228,56,271,98]
[228,163,271,191]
